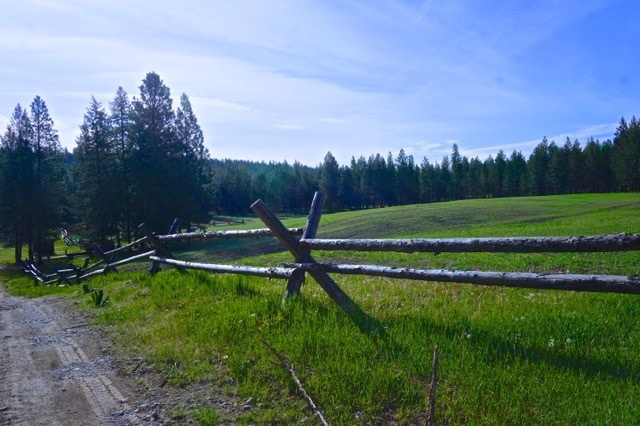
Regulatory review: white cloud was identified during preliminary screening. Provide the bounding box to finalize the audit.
[191,97,253,113]
[320,117,346,124]
[0,113,9,131]
[457,122,618,161]
[272,124,304,131]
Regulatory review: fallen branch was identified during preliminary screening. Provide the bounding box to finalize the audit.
[261,339,329,426]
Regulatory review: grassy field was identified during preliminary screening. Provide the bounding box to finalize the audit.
[2,193,640,424]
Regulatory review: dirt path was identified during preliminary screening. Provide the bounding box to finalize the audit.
[0,287,148,425]
[0,281,248,425]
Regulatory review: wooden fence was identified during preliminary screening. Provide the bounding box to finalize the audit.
[23,192,640,315]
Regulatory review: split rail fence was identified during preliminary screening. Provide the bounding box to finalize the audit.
[23,192,640,314]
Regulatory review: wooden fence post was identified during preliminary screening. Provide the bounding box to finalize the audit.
[93,243,117,273]
[285,191,326,298]
[168,217,181,234]
[251,198,360,314]
[139,223,183,274]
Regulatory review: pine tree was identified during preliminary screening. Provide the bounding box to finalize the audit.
[129,72,179,232]
[129,73,212,231]
[320,151,341,211]
[109,86,133,242]
[548,140,568,194]
[503,150,527,196]
[527,137,551,195]
[29,96,65,262]
[0,99,65,262]
[175,93,214,224]
[450,144,464,198]
[612,116,640,191]
[583,138,614,193]
[419,157,436,202]
[493,150,507,197]
[176,93,208,162]
[74,97,118,246]
[0,105,34,262]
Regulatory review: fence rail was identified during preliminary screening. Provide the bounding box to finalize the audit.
[150,256,295,279]
[299,233,640,253]
[23,224,303,286]
[22,192,640,316]
[284,262,640,295]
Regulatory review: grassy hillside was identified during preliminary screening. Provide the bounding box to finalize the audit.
[309,193,640,238]
[2,193,640,423]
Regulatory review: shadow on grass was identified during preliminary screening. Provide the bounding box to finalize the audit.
[383,314,640,384]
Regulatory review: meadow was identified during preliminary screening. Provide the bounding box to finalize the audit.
[2,193,640,424]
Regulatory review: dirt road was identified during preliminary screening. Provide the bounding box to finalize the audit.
[0,282,248,425]
[0,287,148,425]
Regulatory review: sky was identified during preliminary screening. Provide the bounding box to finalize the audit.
[0,0,638,166]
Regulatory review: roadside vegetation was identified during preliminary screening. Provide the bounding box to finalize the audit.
[2,193,640,423]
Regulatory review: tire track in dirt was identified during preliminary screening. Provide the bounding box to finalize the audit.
[0,287,140,425]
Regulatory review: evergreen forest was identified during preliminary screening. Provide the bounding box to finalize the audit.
[1,71,639,263]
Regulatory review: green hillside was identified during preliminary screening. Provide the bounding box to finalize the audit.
[310,193,640,238]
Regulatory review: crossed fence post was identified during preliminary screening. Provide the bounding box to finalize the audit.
[139,221,184,274]
[251,192,360,314]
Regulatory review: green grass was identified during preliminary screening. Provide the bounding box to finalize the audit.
[2,193,640,423]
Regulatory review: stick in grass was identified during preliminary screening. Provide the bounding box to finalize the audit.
[261,339,329,426]
[427,345,439,426]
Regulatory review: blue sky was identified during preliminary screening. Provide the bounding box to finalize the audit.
[0,0,638,166]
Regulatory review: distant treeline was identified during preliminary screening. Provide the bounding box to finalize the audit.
[212,116,639,214]
[1,69,639,263]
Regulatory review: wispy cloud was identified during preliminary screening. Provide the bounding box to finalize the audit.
[191,97,253,113]
[0,113,9,131]
[272,124,304,131]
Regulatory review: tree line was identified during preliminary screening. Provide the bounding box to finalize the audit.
[214,117,639,214]
[1,70,639,263]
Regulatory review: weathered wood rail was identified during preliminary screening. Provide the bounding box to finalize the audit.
[282,263,640,295]
[24,224,302,285]
[24,191,640,316]
[298,233,640,253]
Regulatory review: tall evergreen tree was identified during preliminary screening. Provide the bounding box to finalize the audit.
[129,72,178,231]
[395,149,415,205]
[503,150,527,196]
[175,93,213,226]
[74,97,118,246]
[0,98,64,262]
[493,150,507,197]
[527,137,551,195]
[548,140,568,194]
[567,139,584,193]
[468,157,484,198]
[176,93,208,162]
[583,138,614,193]
[0,105,34,262]
[109,86,133,242]
[612,116,640,191]
[29,96,65,262]
[419,157,436,202]
[450,144,465,199]
[320,151,341,211]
